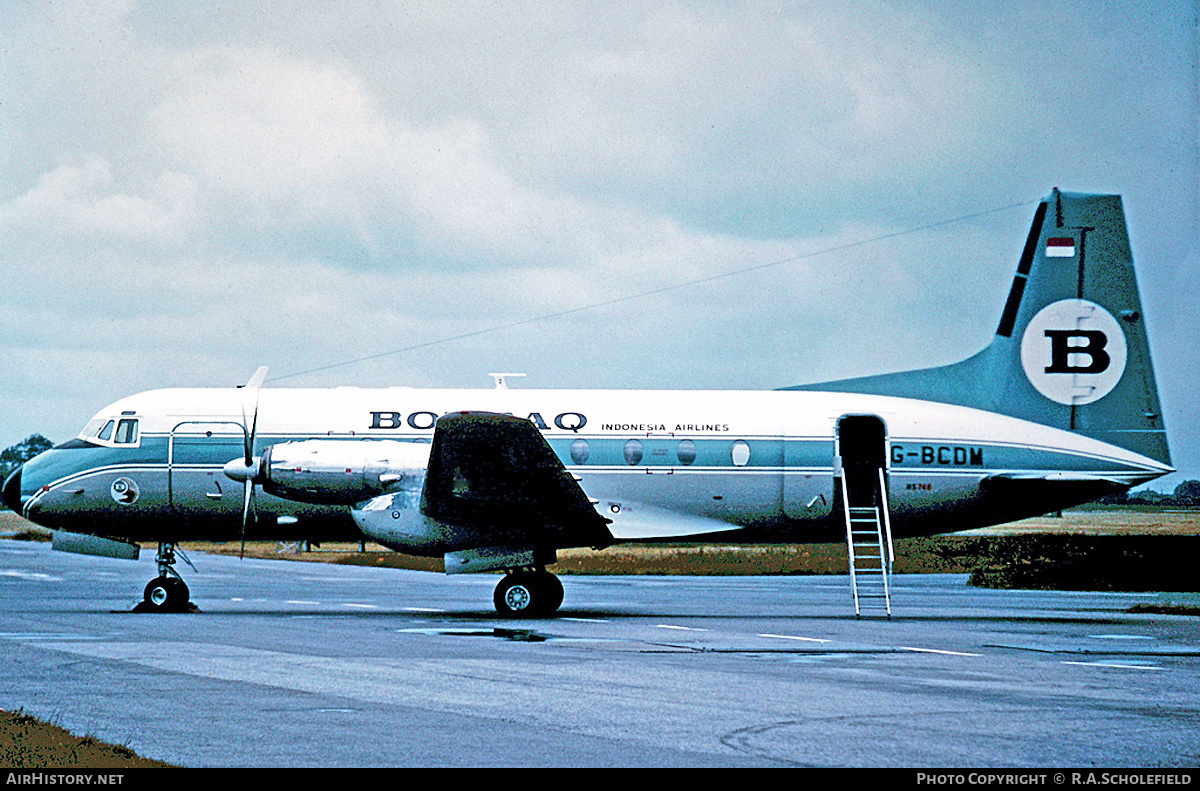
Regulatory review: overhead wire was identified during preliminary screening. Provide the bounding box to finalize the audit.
[270,198,1038,383]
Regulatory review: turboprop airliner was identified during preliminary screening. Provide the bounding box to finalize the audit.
[2,190,1173,616]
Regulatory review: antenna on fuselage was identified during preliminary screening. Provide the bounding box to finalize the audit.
[489,373,526,390]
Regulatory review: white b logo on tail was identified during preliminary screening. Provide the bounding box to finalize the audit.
[1020,299,1126,405]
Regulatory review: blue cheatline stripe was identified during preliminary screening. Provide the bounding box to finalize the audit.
[42,432,1156,480]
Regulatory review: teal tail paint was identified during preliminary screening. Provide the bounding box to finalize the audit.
[785,189,1170,466]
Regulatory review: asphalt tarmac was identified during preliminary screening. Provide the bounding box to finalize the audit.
[1,538,1198,768]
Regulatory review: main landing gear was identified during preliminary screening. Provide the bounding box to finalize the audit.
[134,542,196,613]
[493,569,564,617]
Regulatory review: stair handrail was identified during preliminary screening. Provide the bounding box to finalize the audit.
[839,470,861,614]
[877,465,895,575]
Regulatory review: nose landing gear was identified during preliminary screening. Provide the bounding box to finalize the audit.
[133,542,197,613]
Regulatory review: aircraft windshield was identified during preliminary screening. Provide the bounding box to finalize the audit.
[114,419,138,444]
[83,417,140,447]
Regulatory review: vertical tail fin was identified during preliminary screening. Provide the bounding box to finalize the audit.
[786,189,1170,466]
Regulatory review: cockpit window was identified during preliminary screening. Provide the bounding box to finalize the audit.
[87,417,139,446]
[114,419,138,444]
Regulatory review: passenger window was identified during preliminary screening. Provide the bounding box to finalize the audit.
[97,420,114,441]
[677,440,697,466]
[114,419,139,444]
[731,440,751,467]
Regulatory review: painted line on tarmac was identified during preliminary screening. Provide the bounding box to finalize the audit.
[899,646,982,657]
[1062,660,1163,671]
[759,633,830,644]
[0,569,61,581]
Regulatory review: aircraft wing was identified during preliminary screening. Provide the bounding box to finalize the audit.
[421,412,613,550]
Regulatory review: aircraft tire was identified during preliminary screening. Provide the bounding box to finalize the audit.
[494,573,537,617]
[143,576,190,612]
[493,571,565,617]
[536,571,564,614]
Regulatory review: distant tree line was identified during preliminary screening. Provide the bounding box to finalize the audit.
[2,434,53,479]
[1,435,54,509]
[1099,480,1200,507]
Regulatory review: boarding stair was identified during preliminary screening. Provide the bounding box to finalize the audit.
[840,466,894,616]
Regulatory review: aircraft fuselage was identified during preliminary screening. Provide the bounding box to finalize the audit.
[8,385,1169,550]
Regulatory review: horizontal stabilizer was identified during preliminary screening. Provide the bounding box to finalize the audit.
[986,471,1135,484]
[980,473,1128,513]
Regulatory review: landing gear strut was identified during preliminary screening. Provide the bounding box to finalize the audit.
[136,542,195,612]
[494,569,564,617]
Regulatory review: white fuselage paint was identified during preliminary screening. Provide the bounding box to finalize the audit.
[16,384,1171,548]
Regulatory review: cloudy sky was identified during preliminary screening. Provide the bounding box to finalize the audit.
[2,1,1197,488]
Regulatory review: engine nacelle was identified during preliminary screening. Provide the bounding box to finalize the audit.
[352,491,448,556]
[260,439,431,505]
[351,491,514,559]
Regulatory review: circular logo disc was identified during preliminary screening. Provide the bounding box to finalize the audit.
[110,477,140,505]
[1020,298,1126,405]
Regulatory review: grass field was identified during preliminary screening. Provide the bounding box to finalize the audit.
[0,709,173,769]
[4,507,1200,578]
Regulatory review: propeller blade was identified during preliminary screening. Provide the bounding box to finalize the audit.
[241,478,254,559]
[237,366,268,559]
[242,405,252,466]
[245,365,269,391]
[242,366,268,465]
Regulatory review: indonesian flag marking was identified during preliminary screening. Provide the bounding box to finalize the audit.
[1046,237,1075,257]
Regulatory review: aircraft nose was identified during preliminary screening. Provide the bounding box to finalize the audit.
[2,466,22,513]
